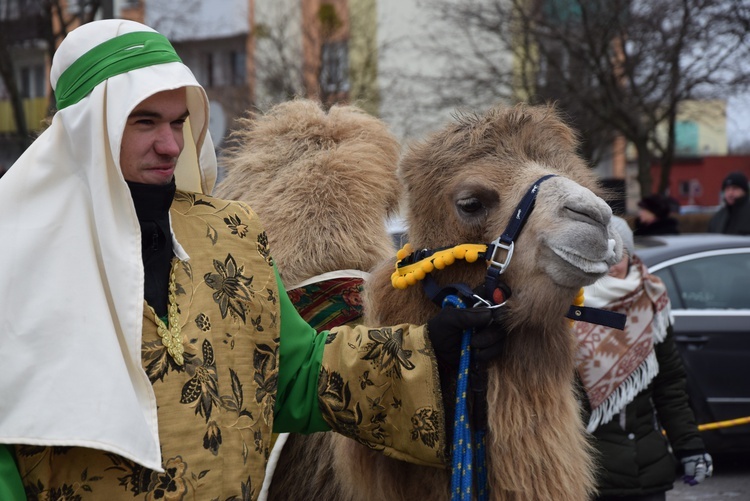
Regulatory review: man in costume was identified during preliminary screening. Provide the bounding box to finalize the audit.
[0,20,501,500]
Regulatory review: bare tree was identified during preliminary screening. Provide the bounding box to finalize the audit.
[420,0,750,197]
[251,0,305,110]
[0,0,102,150]
[252,0,379,112]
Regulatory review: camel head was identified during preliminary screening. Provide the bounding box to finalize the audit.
[370,103,622,331]
[215,99,402,286]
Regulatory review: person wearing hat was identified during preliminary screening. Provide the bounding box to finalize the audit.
[634,193,680,236]
[575,216,712,501]
[708,171,750,235]
[0,19,503,500]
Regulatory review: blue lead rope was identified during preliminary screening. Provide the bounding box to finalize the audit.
[443,295,489,501]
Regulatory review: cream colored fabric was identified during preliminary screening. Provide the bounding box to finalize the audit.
[0,19,215,471]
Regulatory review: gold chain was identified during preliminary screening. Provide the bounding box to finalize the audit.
[153,259,184,365]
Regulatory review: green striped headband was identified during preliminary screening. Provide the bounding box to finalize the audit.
[55,31,182,110]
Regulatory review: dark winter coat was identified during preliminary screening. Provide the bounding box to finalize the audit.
[633,217,680,236]
[707,194,750,235]
[580,327,706,498]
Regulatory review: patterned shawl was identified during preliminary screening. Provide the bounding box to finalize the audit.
[287,273,366,331]
[574,255,671,432]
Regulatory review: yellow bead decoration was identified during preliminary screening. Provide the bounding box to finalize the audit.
[153,259,185,365]
[391,243,489,289]
[569,288,585,327]
[574,288,585,307]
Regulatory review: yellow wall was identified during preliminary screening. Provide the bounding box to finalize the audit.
[349,0,379,115]
[0,97,48,133]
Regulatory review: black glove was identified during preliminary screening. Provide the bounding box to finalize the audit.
[427,306,508,369]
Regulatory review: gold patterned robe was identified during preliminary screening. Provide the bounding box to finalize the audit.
[12,192,445,500]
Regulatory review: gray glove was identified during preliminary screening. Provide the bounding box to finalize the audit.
[681,453,713,486]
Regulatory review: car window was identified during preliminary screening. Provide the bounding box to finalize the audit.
[657,252,750,309]
[652,268,683,308]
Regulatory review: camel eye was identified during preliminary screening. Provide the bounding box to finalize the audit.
[457,197,484,214]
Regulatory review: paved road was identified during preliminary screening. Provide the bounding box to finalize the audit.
[667,454,750,500]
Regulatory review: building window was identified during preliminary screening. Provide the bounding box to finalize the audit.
[229,50,246,86]
[18,64,45,99]
[64,0,97,15]
[678,179,702,199]
[319,40,349,93]
[205,52,214,88]
[675,120,699,156]
[32,65,44,98]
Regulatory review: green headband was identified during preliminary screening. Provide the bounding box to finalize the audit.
[55,31,183,110]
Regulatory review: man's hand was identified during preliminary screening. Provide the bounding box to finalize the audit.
[681,453,713,486]
[426,306,508,369]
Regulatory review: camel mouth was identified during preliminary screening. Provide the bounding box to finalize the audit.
[549,242,613,276]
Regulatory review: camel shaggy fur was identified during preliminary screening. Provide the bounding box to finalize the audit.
[215,98,402,287]
[214,99,403,499]
[262,102,622,501]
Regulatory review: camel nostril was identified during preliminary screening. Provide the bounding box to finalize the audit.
[564,206,603,226]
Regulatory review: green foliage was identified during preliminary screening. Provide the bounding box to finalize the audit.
[253,23,271,39]
[318,3,342,36]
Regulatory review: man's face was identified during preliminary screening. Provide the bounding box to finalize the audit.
[120,88,188,185]
[724,185,747,206]
[637,207,657,224]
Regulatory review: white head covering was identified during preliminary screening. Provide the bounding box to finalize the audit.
[609,215,634,257]
[0,19,216,471]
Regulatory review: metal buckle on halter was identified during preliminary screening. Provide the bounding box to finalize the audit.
[487,239,514,274]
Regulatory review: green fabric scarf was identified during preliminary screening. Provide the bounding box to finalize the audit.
[55,31,182,109]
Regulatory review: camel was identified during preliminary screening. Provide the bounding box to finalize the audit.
[214,98,403,499]
[248,102,620,501]
[216,98,401,288]
[327,102,624,501]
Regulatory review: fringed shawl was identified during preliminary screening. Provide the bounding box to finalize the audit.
[575,255,671,432]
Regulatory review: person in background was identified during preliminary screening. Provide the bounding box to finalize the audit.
[634,193,680,236]
[0,19,502,500]
[575,216,712,501]
[707,171,750,235]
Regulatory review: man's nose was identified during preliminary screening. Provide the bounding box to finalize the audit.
[154,127,182,157]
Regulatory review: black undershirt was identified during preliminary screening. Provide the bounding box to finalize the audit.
[127,179,176,318]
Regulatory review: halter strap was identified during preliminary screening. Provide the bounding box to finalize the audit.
[391,174,625,330]
[55,31,182,110]
[500,174,556,245]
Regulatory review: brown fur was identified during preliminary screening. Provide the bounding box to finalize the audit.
[266,103,621,500]
[214,99,403,500]
[215,98,402,286]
